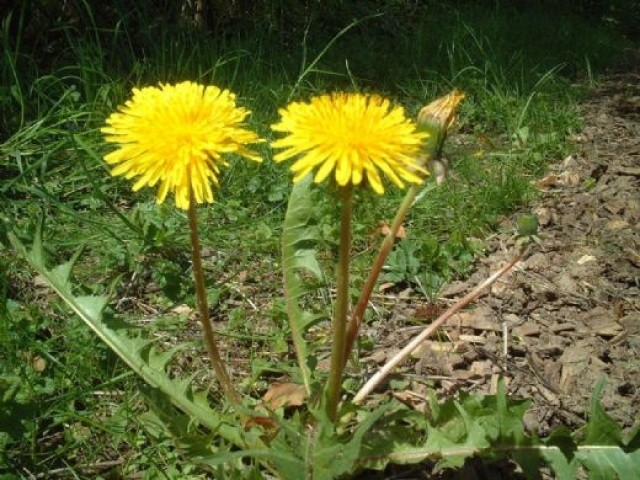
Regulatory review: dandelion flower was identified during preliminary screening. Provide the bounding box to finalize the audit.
[415,89,466,184]
[102,81,262,210]
[417,89,466,133]
[271,93,428,194]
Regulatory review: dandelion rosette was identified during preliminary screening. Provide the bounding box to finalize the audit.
[102,81,262,210]
[271,93,429,194]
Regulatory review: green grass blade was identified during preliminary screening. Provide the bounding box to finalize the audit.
[289,14,380,100]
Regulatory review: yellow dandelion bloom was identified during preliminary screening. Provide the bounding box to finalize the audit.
[102,81,262,210]
[271,93,429,194]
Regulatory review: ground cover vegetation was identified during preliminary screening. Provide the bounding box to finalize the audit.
[1,0,639,478]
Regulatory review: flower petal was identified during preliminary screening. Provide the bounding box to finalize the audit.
[271,92,428,194]
[102,81,263,209]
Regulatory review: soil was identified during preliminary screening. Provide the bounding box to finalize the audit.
[357,71,640,477]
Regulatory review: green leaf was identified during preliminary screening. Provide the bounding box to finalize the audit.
[624,423,640,450]
[356,407,426,471]
[539,445,579,480]
[577,446,640,480]
[428,423,488,470]
[360,386,533,473]
[585,377,623,446]
[195,448,303,479]
[495,378,530,445]
[75,295,110,322]
[517,213,539,237]
[281,174,323,395]
[7,223,246,450]
[316,404,391,479]
[572,377,640,479]
[539,378,640,480]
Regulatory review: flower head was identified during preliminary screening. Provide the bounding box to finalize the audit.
[417,89,466,133]
[102,81,262,210]
[415,89,466,184]
[271,93,428,194]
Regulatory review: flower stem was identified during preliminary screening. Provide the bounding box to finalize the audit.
[325,185,353,422]
[343,184,418,366]
[187,199,240,405]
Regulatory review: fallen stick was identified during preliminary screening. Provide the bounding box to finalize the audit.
[353,245,528,404]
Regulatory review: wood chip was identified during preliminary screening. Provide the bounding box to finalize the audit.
[447,309,501,332]
[535,384,560,406]
[411,340,467,358]
[458,334,486,344]
[513,324,541,337]
[534,174,560,188]
[587,317,623,338]
[614,166,640,176]
[469,360,492,378]
[576,254,596,265]
[440,281,471,297]
[489,373,500,394]
[550,323,576,333]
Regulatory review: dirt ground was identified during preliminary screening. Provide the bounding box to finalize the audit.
[357,71,640,477]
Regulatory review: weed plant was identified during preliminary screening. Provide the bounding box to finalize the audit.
[0,1,635,477]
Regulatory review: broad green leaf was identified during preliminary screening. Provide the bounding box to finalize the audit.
[7,226,247,450]
[495,378,530,446]
[313,404,391,480]
[539,445,579,480]
[139,383,194,439]
[358,386,533,474]
[266,412,312,479]
[356,407,426,471]
[585,377,623,446]
[624,423,640,450]
[75,295,110,322]
[195,448,303,479]
[380,440,481,467]
[281,174,323,395]
[577,446,640,479]
[513,428,565,480]
[573,378,640,479]
[429,423,487,470]
[49,246,85,289]
[512,448,543,480]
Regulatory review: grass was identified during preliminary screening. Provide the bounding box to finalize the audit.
[0,1,634,477]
